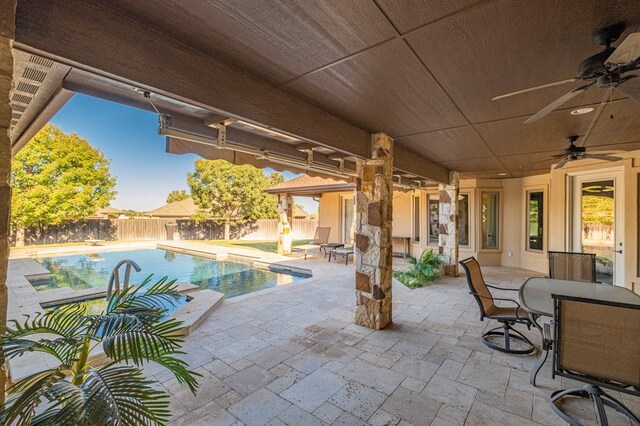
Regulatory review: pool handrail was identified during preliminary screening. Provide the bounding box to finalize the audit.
[107,259,142,300]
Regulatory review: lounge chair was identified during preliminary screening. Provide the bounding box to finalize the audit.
[328,245,354,265]
[550,294,640,425]
[292,227,331,259]
[459,257,536,354]
[548,250,597,283]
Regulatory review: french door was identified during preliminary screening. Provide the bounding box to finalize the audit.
[571,170,624,285]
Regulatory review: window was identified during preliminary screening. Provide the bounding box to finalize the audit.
[428,195,439,245]
[458,194,470,247]
[527,191,544,251]
[413,195,420,243]
[481,192,499,249]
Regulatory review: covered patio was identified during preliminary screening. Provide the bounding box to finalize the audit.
[150,251,635,425]
[1,0,640,424]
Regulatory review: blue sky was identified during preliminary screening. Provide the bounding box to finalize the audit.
[50,94,318,213]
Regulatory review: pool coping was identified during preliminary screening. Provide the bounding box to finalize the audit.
[5,241,319,383]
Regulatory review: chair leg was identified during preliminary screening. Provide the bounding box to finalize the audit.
[550,385,640,426]
[482,322,535,355]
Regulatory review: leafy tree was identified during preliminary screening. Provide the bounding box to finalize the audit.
[0,276,200,425]
[11,124,116,229]
[187,159,282,239]
[166,189,190,204]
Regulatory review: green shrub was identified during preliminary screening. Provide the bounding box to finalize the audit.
[393,249,445,288]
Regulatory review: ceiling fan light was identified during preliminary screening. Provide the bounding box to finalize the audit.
[570,107,595,115]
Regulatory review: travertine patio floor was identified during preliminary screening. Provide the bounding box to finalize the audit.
[152,254,638,426]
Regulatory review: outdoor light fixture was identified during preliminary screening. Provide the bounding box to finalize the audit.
[570,107,595,115]
[498,172,507,176]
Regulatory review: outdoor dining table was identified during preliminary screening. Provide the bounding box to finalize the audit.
[518,277,640,386]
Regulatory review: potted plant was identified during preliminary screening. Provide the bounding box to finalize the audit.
[0,276,200,425]
[393,249,445,288]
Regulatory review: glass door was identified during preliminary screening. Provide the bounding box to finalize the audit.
[572,172,624,285]
[342,197,354,244]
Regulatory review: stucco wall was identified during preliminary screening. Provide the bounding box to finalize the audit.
[316,150,639,291]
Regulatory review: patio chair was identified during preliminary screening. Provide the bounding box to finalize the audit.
[550,294,640,426]
[459,257,535,355]
[548,251,597,283]
[292,227,331,260]
[328,245,354,265]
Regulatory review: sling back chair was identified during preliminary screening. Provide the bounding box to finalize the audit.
[550,294,640,426]
[459,257,535,355]
[548,251,597,283]
[292,227,331,260]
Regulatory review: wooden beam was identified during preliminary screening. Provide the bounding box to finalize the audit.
[394,145,449,184]
[14,0,450,183]
[14,0,369,156]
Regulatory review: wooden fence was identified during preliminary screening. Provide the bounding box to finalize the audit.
[11,218,319,246]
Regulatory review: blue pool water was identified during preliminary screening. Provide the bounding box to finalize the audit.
[33,248,307,298]
[45,294,189,316]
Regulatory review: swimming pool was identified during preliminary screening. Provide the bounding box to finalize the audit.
[31,248,307,298]
[44,294,190,316]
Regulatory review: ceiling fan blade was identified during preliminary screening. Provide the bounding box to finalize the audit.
[580,86,611,146]
[549,153,567,158]
[525,82,595,124]
[589,150,625,154]
[605,32,640,67]
[554,158,570,169]
[581,153,623,162]
[492,78,577,100]
[615,75,640,104]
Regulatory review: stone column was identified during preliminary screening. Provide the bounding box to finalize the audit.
[276,193,293,255]
[438,171,460,277]
[354,133,393,330]
[0,0,15,403]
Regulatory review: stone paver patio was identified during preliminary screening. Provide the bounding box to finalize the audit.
[149,254,638,426]
[7,243,638,425]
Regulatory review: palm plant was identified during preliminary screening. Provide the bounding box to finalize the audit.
[0,276,201,425]
[393,249,445,288]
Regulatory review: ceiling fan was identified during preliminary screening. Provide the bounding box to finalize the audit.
[493,22,640,123]
[549,135,623,169]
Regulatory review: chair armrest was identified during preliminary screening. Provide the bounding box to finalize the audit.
[470,291,528,320]
[485,284,518,291]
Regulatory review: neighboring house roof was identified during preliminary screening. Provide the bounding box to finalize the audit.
[97,206,125,215]
[147,197,198,218]
[265,175,355,196]
[293,206,308,218]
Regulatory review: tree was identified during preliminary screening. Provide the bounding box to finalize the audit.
[0,277,200,425]
[166,189,190,204]
[187,159,282,239]
[11,124,116,230]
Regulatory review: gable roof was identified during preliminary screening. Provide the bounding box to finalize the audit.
[147,197,198,218]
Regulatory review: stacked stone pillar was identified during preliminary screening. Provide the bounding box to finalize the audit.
[438,171,460,277]
[276,193,293,255]
[0,0,15,402]
[354,133,393,329]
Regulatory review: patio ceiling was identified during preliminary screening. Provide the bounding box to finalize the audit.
[10,0,640,179]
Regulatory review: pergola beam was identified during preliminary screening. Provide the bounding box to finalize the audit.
[13,0,450,183]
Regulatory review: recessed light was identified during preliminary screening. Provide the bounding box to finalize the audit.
[570,107,594,116]
[498,172,507,176]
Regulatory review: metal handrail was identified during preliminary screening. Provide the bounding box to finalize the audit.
[107,259,141,300]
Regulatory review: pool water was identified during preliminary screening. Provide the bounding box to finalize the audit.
[32,249,306,298]
[45,294,189,316]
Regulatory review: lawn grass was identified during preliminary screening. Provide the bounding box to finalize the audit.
[197,239,311,253]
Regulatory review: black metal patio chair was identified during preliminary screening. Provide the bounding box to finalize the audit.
[550,294,640,425]
[459,257,535,355]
